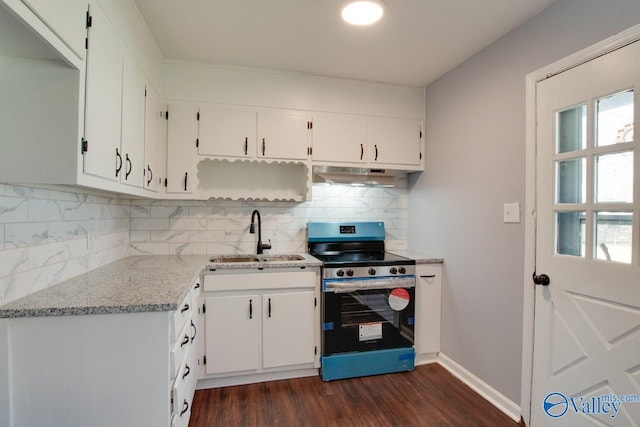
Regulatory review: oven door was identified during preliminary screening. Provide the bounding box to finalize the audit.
[322,276,415,356]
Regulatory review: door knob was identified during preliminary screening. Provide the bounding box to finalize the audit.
[533,272,550,286]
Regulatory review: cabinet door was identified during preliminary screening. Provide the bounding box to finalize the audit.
[204,295,261,374]
[257,110,309,160]
[414,264,442,355]
[312,113,367,164]
[83,2,123,182]
[262,291,315,369]
[368,117,422,166]
[166,102,197,194]
[198,106,256,158]
[22,0,88,58]
[120,54,146,188]
[144,84,166,193]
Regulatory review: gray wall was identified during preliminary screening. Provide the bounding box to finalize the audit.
[408,0,640,405]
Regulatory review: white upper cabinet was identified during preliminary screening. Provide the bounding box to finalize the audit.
[311,113,368,164]
[21,0,88,58]
[368,117,422,167]
[257,110,310,161]
[120,53,146,188]
[83,2,123,182]
[166,102,198,194]
[197,106,256,158]
[144,84,166,193]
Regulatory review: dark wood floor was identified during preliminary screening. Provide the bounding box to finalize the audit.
[189,363,523,427]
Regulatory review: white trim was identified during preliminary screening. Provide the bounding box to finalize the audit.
[196,368,319,389]
[521,22,640,427]
[438,353,521,423]
[415,352,438,366]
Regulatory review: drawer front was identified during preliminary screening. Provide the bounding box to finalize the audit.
[204,271,316,291]
[171,292,193,343]
[170,322,191,381]
[171,347,195,421]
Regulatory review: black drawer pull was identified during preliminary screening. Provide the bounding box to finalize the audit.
[181,303,190,313]
[180,399,189,416]
[182,364,190,379]
[360,143,364,160]
[180,334,189,348]
[268,298,271,318]
[190,320,196,343]
[194,282,200,289]
[249,299,253,319]
[420,275,436,279]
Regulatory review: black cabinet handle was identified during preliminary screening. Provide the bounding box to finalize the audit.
[182,364,190,380]
[194,282,200,289]
[180,334,189,348]
[374,144,378,161]
[115,148,122,177]
[125,154,132,179]
[190,320,196,343]
[181,303,190,313]
[360,143,364,160]
[262,138,266,156]
[268,298,271,318]
[420,275,436,279]
[180,399,189,416]
[244,137,248,155]
[249,299,253,319]
[146,165,153,186]
[184,172,188,191]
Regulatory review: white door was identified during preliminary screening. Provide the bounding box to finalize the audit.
[262,291,316,369]
[166,102,197,193]
[204,295,261,374]
[198,105,256,158]
[257,110,310,160]
[143,84,166,192]
[312,113,368,164]
[367,117,422,167]
[532,40,640,425]
[83,2,123,182]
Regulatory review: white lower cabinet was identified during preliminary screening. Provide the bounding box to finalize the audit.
[414,264,443,357]
[201,269,320,384]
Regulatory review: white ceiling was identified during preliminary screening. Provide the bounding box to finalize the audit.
[133,0,558,88]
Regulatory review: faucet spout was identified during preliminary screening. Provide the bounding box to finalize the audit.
[249,209,271,254]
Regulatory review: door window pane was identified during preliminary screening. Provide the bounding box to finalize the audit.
[596,90,634,147]
[595,151,634,203]
[556,158,586,203]
[595,212,632,264]
[556,211,586,257]
[557,105,586,153]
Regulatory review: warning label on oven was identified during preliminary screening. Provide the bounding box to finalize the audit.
[389,288,410,311]
[359,322,383,341]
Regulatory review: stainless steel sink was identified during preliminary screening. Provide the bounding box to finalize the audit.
[209,254,305,263]
[260,254,305,262]
[209,255,261,263]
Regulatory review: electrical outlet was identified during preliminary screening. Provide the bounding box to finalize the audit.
[503,203,520,223]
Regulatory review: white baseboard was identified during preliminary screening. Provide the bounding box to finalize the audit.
[415,352,438,366]
[196,368,319,389]
[437,353,521,423]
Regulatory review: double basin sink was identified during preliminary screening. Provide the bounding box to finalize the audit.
[209,254,306,263]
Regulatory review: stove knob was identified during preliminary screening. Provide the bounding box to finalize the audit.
[389,267,398,275]
[336,269,345,277]
[368,268,376,276]
[398,267,406,275]
[346,269,354,277]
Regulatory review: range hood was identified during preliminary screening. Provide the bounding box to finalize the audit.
[312,166,408,188]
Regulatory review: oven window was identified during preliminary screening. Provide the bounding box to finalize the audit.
[340,291,400,328]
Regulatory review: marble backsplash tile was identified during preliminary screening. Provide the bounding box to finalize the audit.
[129,184,409,256]
[0,185,131,305]
[0,183,409,305]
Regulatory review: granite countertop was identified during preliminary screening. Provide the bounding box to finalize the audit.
[207,252,322,270]
[389,251,444,264]
[0,253,323,319]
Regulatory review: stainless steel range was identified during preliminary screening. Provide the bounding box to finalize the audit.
[308,221,416,381]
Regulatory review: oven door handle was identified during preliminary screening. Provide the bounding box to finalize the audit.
[323,276,416,293]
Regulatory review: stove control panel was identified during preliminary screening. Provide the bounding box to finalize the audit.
[323,264,416,279]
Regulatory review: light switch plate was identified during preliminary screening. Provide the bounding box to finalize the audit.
[503,202,520,223]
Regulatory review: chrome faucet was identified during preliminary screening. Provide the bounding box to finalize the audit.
[249,209,271,254]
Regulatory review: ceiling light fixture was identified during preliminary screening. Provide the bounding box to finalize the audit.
[341,0,384,26]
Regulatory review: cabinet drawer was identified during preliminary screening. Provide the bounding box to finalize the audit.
[204,271,316,291]
[171,349,195,422]
[171,292,193,343]
[170,322,191,381]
